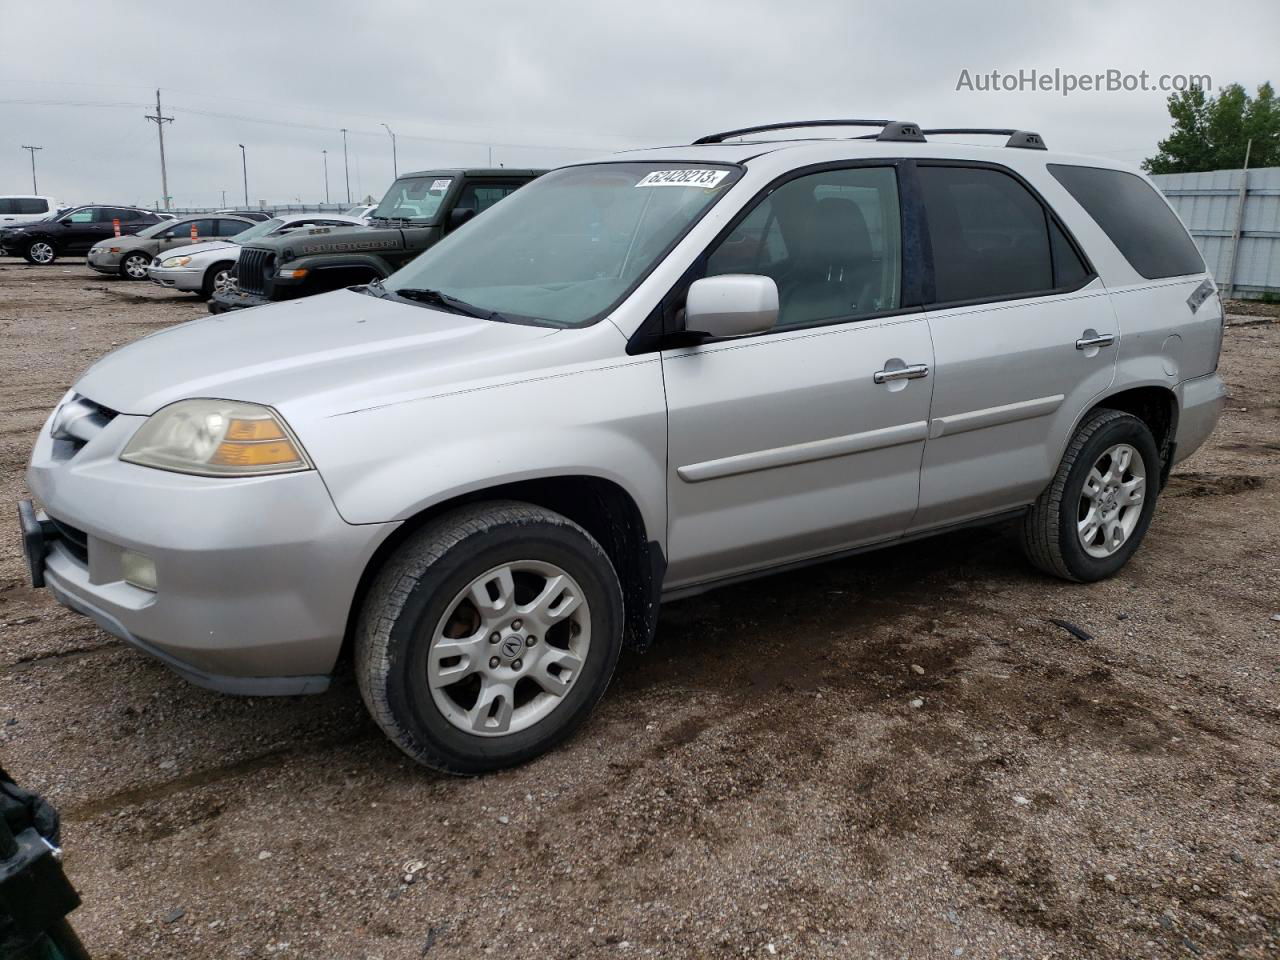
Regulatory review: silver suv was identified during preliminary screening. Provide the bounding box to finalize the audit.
[19,120,1226,773]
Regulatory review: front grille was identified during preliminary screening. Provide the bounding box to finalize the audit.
[47,515,89,565]
[235,247,273,296]
[51,394,118,458]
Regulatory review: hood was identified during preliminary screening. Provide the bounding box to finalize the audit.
[91,235,154,253]
[157,238,240,259]
[73,288,557,419]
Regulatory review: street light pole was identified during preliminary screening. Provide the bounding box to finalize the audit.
[381,123,398,178]
[20,145,42,193]
[340,128,351,204]
[322,149,330,204]
[238,144,248,208]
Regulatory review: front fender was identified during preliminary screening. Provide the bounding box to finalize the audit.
[300,358,669,552]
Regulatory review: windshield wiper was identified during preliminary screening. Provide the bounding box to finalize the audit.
[391,287,510,322]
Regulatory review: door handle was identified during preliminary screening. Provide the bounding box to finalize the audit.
[1075,331,1115,350]
[873,363,930,384]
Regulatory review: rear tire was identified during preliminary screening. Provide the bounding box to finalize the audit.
[24,240,56,265]
[120,251,151,280]
[200,261,235,300]
[1021,409,1161,582]
[356,501,624,774]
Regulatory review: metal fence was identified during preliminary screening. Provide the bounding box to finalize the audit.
[164,203,360,215]
[1152,166,1280,300]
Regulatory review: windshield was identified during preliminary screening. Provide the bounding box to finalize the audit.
[370,176,454,222]
[226,218,284,243]
[384,163,740,327]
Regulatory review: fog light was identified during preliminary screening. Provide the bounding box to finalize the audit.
[121,550,157,592]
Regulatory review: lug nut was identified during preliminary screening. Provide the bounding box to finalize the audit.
[512,659,523,670]
[525,635,537,647]
[489,657,500,669]
[511,619,522,631]
[489,632,500,643]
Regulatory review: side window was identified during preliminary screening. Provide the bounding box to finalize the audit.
[1048,164,1205,279]
[64,209,96,223]
[216,219,248,236]
[705,166,902,327]
[1049,218,1090,289]
[18,198,49,215]
[919,166,1054,304]
[0,200,15,214]
[455,182,523,215]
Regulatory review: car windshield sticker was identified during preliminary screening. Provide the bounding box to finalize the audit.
[635,169,729,188]
[430,179,452,192]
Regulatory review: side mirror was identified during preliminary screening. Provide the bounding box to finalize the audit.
[448,207,477,230]
[684,274,778,339]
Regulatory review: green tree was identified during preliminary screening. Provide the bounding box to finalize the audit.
[1144,82,1279,173]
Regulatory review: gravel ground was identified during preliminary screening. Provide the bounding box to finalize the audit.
[1,262,1278,960]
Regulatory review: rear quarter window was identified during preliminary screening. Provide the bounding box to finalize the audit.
[1048,164,1204,280]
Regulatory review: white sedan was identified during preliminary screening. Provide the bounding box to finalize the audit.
[147,213,365,299]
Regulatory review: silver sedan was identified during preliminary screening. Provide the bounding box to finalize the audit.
[86,216,253,280]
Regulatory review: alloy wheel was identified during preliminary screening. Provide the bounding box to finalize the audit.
[124,254,149,279]
[1077,442,1146,558]
[427,560,591,737]
[29,242,54,264]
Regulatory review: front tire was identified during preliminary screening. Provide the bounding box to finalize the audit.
[120,251,151,280]
[1021,409,1161,582]
[356,501,624,774]
[200,262,235,300]
[24,240,56,265]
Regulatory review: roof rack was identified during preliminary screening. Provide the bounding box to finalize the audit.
[692,119,925,145]
[920,128,1047,150]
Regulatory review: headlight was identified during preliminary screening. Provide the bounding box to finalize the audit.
[120,399,312,477]
[160,255,192,268]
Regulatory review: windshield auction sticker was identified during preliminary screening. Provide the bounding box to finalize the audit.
[636,169,729,188]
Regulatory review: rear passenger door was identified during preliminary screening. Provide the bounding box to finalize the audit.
[662,164,935,589]
[913,163,1118,530]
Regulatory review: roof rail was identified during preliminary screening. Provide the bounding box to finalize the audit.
[920,128,1048,150]
[693,119,903,145]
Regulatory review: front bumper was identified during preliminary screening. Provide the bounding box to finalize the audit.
[22,408,396,696]
[146,263,203,292]
[86,248,124,274]
[209,289,269,313]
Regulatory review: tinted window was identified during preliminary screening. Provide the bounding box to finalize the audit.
[456,182,524,215]
[1048,164,1204,279]
[920,166,1054,303]
[0,200,14,214]
[1049,218,1090,289]
[21,198,49,214]
[706,166,902,327]
[215,218,249,236]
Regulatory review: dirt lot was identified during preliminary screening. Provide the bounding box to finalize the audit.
[1,260,1277,959]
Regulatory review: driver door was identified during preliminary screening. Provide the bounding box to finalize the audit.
[662,164,934,590]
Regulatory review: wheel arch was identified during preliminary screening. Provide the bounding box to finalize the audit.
[339,474,664,668]
[1085,383,1179,483]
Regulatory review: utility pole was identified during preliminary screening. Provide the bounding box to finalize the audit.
[340,128,351,204]
[322,149,330,204]
[238,144,248,207]
[221,189,227,208]
[381,123,398,178]
[20,145,42,193]
[144,89,174,210]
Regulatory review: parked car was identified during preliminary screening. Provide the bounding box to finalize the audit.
[146,213,365,299]
[343,204,377,220]
[0,195,65,227]
[210,169,542,313]
[19,120,1226,775]
[3,205,163,264]
[87,215,254,280]
[215,209,274,222]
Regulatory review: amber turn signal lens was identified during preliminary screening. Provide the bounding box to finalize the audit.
[209,440,305,469]
[224,417,287,442]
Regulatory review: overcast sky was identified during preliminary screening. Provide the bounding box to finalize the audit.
[1,0,1275,210]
